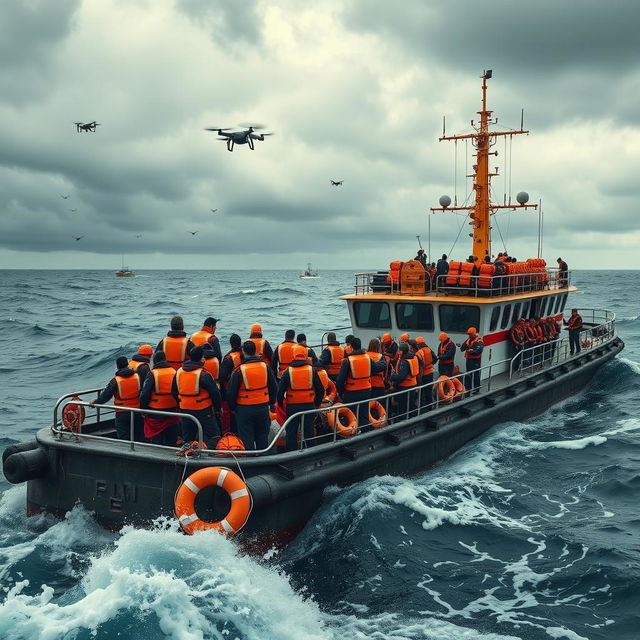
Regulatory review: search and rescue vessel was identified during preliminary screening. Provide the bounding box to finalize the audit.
[3,72,623,546]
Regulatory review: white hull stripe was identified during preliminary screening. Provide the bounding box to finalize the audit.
[229,488,248,500]
[184,478,200,494]
[179,513,199,526]
[216,469,228,487]
[221,519,234,533]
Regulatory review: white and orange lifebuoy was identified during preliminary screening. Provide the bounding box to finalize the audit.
[436,376,456,402]
[175,467,251,536]
[368,401,387,429]
[451,377,465,398]
[62,396,85,432]
[324,378,337,404]
[326,403,358,437]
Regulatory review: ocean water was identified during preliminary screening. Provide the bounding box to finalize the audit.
[0,269,638,640]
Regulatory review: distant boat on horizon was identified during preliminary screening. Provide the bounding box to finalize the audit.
[300,262,319,279]
[115,256,135,278]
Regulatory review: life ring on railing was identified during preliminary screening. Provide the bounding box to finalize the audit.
[451,377,466,398]
[175,467,251,536]
[62,396,85,432]
[436,376,456,402]
[581,339,592,348]
[214,434,246,457]
[324,379,337,403]
[368,401,387,429]
[326,403,358,438]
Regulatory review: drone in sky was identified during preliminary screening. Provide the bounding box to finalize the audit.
[74,121,100,133]
[330,180,344,186]
[205,123,274,152]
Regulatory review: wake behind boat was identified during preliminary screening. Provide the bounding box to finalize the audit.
[3,72,623,547]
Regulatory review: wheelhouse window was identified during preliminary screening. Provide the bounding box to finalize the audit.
[500,304,512,329]
[353,301,391,329]
[439,304,480,334]
[490,306,501,332]
[396,303,434,331]
[511,302,522,325]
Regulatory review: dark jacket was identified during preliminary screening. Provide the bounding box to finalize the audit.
[155,330,194,358]
[170,360,222,411]
[336,349,387,395]
[140,361,173,409]
[226,355,278,410]
[436,258,449,277]
[249,332,274,363]
[219,349,243,386]
[276,360,325,407]
[390,354,422,388]
[460,337,484,358]
[438,339,456,363]
[318,341,343,368]
[96,367,139,405]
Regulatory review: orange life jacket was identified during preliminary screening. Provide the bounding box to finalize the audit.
[128,359,148,372]
[525,325,538,343]
[114,374,141,410]
[344,353,372,392]
[276,341,297,376]
[568,314,583,330]
[459,262,474,286]
[417,346,434,375]
[325,344,345,376]
[148,367,177,410]
[176,368,212,410]
[438,339,454,364]
[162,336,189,371]
[478,263,495,287]
[367,351,386,388]
[203,356,220,382]
[225,351,242,371]
[249,337,270,364]
[236,361,269,406]
[190,328,215,347]
[286,365,315,404]
[396,357,419,387]
[445,261,461,286]
[344,344,353,355]
[510,326,526,346]
[463,336,483,359]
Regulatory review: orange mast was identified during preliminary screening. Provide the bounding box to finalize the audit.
[431,70,537,259]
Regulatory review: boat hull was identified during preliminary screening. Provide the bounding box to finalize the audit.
[23,338,623,543]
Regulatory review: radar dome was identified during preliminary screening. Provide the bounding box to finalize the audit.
[439,195,451,208]
[516,191,529,205]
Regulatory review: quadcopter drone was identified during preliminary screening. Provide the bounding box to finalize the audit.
[205,123,274,152]
[74,121,100,133]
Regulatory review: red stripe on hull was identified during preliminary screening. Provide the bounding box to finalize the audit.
[483,330,508,346]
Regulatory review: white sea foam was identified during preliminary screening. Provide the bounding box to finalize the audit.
[242,289,257,294]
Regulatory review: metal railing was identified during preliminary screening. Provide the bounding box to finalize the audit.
[353,267,571,297]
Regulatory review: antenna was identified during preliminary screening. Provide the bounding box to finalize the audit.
[520,108,524,130]
[442,116,446,137]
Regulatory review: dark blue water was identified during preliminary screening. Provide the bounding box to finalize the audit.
[0,269,638,640]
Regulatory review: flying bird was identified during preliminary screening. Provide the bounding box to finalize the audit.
[70,209,77,213]
[210,208,218,213]
[72,236,84,241]
[136,234,142,238]
[188,231,198,236]
[330,180,343,186]
[61,195,70,199]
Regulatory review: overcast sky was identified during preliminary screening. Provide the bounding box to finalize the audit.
[1,0,639,270]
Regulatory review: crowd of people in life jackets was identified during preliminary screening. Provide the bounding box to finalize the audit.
[509,308,583,367]
[90,315,485,454]
[411,251,569,293]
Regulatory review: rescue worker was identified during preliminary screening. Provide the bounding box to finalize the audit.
[367,337,389,400]
[318,332,345,382]
[156,316,193,371]
[415,336,437,386]
[344,334,355,355]
[227,341,278,452]
[557,257,569,288]
[381,333,399,365]
[190,317,222,361]
[272,329,297,378]
[277,345,325,451]
[510,319,527,369]
[426,263,437,291]
[565,308,583,355]
[460,327,484,394]
[436,254,449,282]
[248,323,274,365]
[202,342,220,386]
[414,249,427,267]
[218,333,243,433]
[128,344,152,384]
[172,346,222,448]
[336,337,385,433]
[437,333,456,377]
[139,350,179,446]
[297,333,318,365]
[90,356,143,441]
[399,333,410,344]
[390,342,421,420]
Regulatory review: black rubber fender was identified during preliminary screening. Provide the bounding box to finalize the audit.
[2,440,39,465]
[3,448,50,484]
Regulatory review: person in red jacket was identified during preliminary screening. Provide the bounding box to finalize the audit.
[565,308,583,355]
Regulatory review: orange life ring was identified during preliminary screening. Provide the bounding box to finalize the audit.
[451,377,466,397]
[62,396,85,432]
[215,434,246,457]
[368,401,387,429]
[324,379,337,403]
[437,376,456,402]
[581,339,592,348]
[326,403,358,437]
[175,467,251,536]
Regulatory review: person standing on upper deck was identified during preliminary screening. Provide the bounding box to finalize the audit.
[437,333,456,377]
[557,258,569,288]
[565,308,583,356]
[460,327,484,394]
[436,254,449,289]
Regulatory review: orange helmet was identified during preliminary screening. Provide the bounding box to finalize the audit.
[467,327,477,335]
[293,345,308,360]
[400,333,410,342]
[439,332,448,341]
[138,344,153,356]
[250,323,262,334]
[381,333,392,343]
